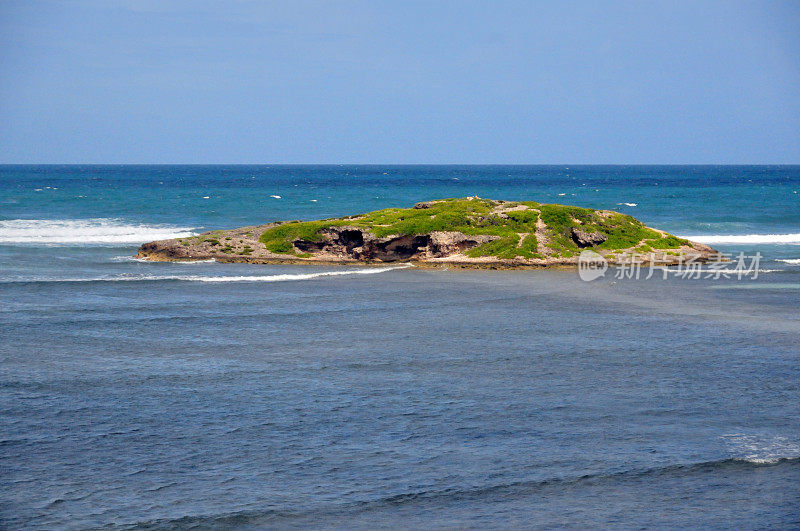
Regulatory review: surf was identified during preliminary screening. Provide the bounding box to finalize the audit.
[0,265,411,284]
[0,218,198,245]
[682,233,800,244]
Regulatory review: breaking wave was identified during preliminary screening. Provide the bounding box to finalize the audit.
[1,266,410,284]
[110,256,216,263]
[0,218,198,245]
[683,233,800,244]
[722,433,800,465]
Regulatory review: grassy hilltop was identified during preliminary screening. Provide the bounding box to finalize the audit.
[258,197,689,259]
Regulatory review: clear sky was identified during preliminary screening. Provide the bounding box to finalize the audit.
[1,0,799,164]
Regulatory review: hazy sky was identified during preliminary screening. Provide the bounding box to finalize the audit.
[1,0,799,163]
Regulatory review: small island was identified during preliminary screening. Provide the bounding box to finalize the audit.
[137,197,717,268]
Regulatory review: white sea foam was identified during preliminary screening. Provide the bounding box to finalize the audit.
[617,202,638,207]
[186,267,408,282]
[0,219,198,245]
[777,258,800,265]
[683,233,800,244]
[3,265,410,284]
[709,282,800,290]
[658,268,779,274]
[111,255,216,264]
[722,433,800,464]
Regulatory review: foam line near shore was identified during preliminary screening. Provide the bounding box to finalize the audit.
[684,233,800,244]
[1,265,412,284]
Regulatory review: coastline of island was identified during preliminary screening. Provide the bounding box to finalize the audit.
[136,197,718,269]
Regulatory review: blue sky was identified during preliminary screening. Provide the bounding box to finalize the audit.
[1,0,798,163]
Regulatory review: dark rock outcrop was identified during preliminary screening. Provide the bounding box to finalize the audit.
[570,227,608,247]
[290,226,496,262]
[427,231,496,257]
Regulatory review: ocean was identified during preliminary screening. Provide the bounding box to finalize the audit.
[1,165,799,528]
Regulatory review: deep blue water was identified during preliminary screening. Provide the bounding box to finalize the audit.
[1,166,799,528]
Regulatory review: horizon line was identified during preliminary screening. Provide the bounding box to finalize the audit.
[2,162,800,167]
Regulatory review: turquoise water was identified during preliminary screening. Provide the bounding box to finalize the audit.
[2,165,799,263]
[1,166,799,528]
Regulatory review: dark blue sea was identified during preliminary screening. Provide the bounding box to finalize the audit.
[1,165,799,529]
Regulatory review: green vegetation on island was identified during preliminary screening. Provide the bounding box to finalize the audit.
[140,197,709,267]
[258,197,690,259]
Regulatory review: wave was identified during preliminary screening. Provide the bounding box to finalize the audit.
[1,265,410,284]
[722,433,800,464]
[109,255,151,263]
[359,457,799,508]
[127,456,799,528]
[111,256,216,263]
[683,233,800,244]
[0,218,197,245]
[777,258,800,265]
[657,268,778,274]
[181,258,217,264]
